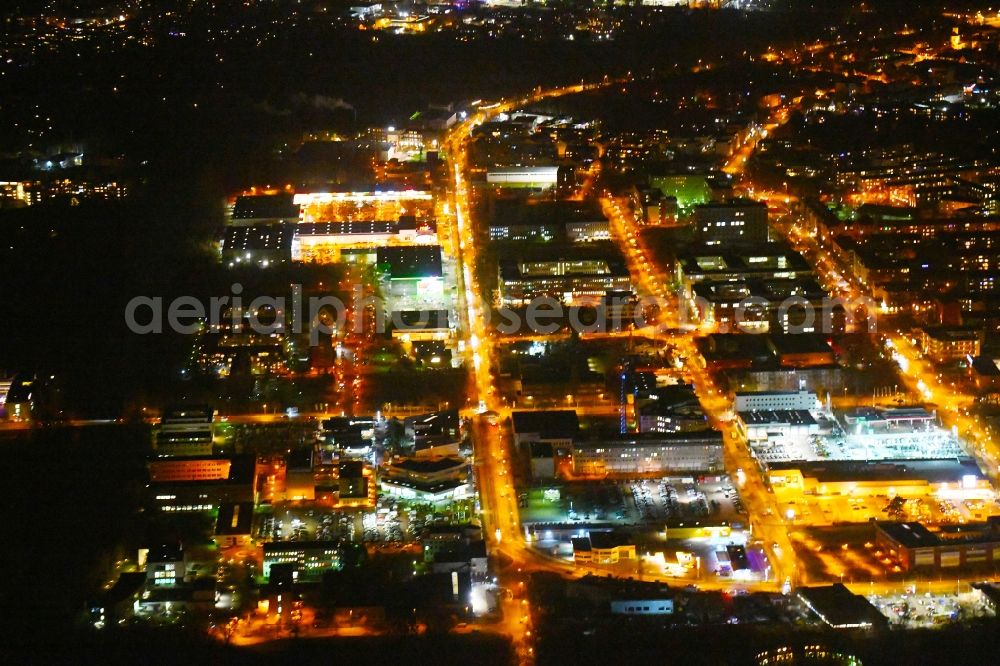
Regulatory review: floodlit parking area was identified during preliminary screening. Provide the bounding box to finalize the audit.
[520,476,747,528]
[521,476,773,583]
[261,506,358,543]
[867,590,995,628]
[779,494,1000,527]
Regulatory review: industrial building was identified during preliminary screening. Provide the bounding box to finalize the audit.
[767,458,993,502]
[571,431,724,476]
[874,519,1000,572]
[796,584,887,629]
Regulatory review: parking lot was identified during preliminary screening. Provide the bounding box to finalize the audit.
[780,494,1000,527]
[520,475,747,528]
[259,496,477,547]
[867,590,995,628]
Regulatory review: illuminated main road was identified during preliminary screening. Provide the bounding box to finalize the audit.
[443,80,615,664]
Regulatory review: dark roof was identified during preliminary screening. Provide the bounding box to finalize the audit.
[147,543,183,563]
[392,310,449,331]
[767,458,983,484]
[381,477,466,494]
[498,243,630,280]
[490,198,607,227]
[971,356,1000,377]
[339,459,365,477]
[161,405,213,423]
[737,409,816,427]
[697,333,775,362]
[264,540,341,554]
[875,521,939,549]
[216,502,255,536]
[919,325,982,342]
[512,410,579,440]
[588,531,634,549]
[693,198,767,213]
[233,194,299,220]
[377,245,443,279]
[529,441,555,458]
[223,224,294,252]
[575,430,723,449]
[296,221,397,236]
[392,457,466,474]
[99,572,147,605]
[768,333,834,356]
[797,584,886,628]
[432,539,488,564]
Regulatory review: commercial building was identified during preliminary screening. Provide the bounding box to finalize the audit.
[498,245,632,307]
[336,459,376,509]
[486,166,562,189]
[263,540,343,581]
[147,455,258,512]
[154,406,216,457]
[571,431,724,476]
[724,365,846,396]
[734,390,818,412]
[488,199,610,242]
[874,519,1000,572]
[381,456,470,504]
[572,531,637,565]
[147,456,233,482]
[390,310,451,342]
[693,199,770,246]
[736,409,820,444]
[691,278,841,334]
[698,333,836,373]
[796,584,887,630]
[675,247,813,296]
[229,193,300,226]
[767,458,993,502]
[511,410,579,450]
[223,224,294,266]
[214,502,254,548]
[637,385,707,434]
[293,218,437,263]
[377,245,444,299]
[404,409,461,453]
[294,190,434,225]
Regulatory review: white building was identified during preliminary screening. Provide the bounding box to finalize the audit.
[734,390,818,412]
[736,409,819,445]
[572,432,724,476]
[486,166,560,189]
[610,598,675,615]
